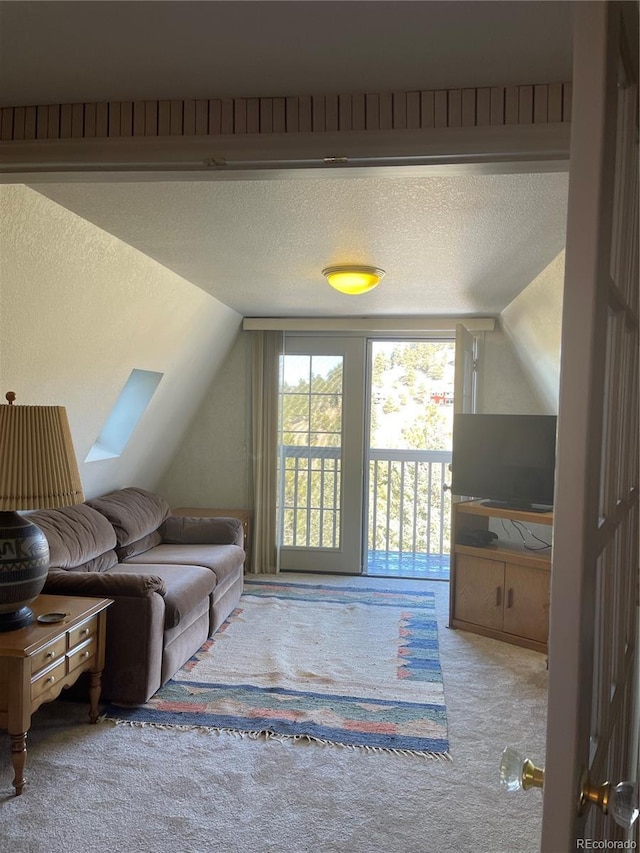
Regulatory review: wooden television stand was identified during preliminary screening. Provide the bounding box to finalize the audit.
[448,499,553,654]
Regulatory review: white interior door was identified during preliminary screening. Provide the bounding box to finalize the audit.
[278,335,366,574]
[542,3,639,849]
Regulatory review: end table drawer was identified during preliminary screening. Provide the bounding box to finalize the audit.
[67,638,96,675]
[68,616,97,648]
[31,659,66,702]
[31,637,67,675]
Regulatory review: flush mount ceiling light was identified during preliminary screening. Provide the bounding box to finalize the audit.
[322,265,385,295]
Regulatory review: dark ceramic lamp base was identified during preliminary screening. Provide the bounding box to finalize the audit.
[0,510,50,633]
[0,606,34,632]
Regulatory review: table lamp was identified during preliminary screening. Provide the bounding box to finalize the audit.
[0,392,84,631]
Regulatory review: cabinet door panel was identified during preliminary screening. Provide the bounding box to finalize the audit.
[455,554,504,630]
[503,562,550,642]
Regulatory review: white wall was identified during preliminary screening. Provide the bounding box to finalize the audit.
[500,250,564,414]
[478,327,543,415]
[159,330,251,509]
[0,185,242,499]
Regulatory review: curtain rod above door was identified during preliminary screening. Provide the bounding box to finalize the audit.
[242,317,496,333]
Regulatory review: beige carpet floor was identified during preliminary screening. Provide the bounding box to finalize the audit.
[0,574,548,853]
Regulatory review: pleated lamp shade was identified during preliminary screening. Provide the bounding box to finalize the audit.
[0,396,84,630]
[0,401,84,510]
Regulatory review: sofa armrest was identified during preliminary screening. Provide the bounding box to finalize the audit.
[43,569,167,598]
[43,570,168,706]
[160,515,244,548]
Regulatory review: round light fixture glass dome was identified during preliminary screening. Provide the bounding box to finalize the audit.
[322,265,385,295]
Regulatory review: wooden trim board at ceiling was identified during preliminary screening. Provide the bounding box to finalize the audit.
[1,82,572,143]
[0,127,571,177]
[242,317,496,333]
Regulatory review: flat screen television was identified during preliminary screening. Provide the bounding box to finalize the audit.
[451,414,557,511]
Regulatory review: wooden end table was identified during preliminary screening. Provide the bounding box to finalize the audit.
[0,594,112,796]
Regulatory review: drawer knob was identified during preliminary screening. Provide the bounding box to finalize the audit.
[46,675,55,685]
[46,651,55,659]
[80,628,89,636]
[81,651,89,659]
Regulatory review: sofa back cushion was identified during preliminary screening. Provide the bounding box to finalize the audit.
[87,487,170,558]
[117,530,163,561]
[29,504,119,572]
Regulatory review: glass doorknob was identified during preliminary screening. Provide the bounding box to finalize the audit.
[610,782,639,830]
[580,773,639,830]
[499,747,544,792]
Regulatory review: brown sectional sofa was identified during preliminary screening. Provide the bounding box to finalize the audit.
[30,487,245,705]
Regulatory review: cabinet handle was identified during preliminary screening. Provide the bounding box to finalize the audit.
[45,675,55,685]
[81,651,89,659]
[80,628,89,636]
[507,588,514,608]
[496,587,502,607]
[45,651,55,660]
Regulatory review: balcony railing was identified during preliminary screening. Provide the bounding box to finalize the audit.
[278,445,452,571]
[368,448,452,561]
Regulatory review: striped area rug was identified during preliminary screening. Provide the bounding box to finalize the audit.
[104,580,449,758]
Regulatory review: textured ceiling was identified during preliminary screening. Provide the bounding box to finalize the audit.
[33,172,568,317]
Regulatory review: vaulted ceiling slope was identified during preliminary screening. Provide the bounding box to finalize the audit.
[0,185,242,499]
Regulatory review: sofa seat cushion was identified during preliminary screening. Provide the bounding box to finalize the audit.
[87,487,170,551]
[124,544,245,589]
[29,504,118,572]
[110,563,216,630]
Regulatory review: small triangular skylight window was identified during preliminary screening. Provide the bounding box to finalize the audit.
[85,369,163,462]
